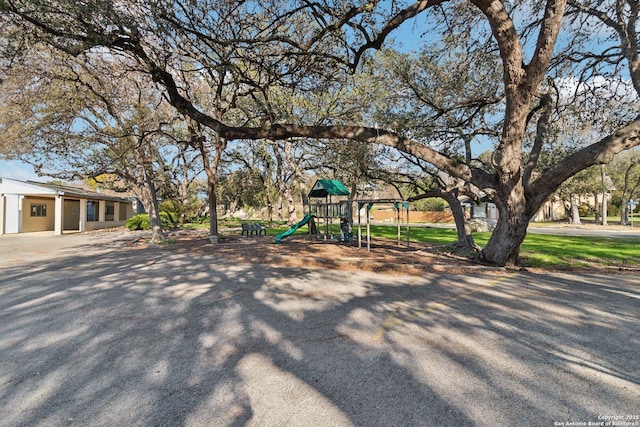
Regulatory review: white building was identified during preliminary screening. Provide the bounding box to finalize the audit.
[0,177,134,235]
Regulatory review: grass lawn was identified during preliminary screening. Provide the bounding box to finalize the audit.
[372,225,640,269]
[515,234,639,268]
[261,222,640,269]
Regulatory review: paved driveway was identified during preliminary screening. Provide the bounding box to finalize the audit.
[1,231,639,426]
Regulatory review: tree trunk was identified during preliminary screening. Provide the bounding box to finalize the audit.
[277,193,284,222]
[407,188,476,249]
[600,165,608,226]
[146,183,164,243]
[259,176,274,226]
[570,194,581,224]
[129,173,164,243]
[593,193,600,224]
[133,144,164,243]
[196,133,225,242]
[267,198,274,226]
[480,200,529,266]
[132,182,164,243]
[442,192,476,249]
[179,159,191,224]
[300,192,309,216]
[228,199,238,218]
[208,178,218,238]
[285,187,297,225]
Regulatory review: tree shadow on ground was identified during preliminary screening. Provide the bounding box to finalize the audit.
[0,238,638,426]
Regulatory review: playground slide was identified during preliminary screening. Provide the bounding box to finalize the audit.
[274,214,314,244]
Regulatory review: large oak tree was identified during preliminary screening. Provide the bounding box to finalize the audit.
[2,0,639,265]
[0,46,175,241]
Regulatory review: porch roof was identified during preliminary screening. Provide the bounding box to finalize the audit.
[308,179,350,198]
[1,177,131,203]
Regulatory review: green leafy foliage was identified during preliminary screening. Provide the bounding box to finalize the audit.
[578,203,593,218]
[125,212,174,230]
[126,214,150,231]
[412,198,448,212]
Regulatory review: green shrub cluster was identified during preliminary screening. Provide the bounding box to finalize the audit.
[187,215,210,224]
[578,203,593,218]
[412,198,448,212]
[126,212,175,230]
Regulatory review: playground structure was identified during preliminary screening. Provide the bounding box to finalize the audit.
[308,179,352,242]
[274,213,315,244]
[275,179,411,250]
[356,199,410,251]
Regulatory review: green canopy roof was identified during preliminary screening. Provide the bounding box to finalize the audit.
[308,179,350,198]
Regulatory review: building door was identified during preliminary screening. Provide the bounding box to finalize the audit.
[63,199,80,231]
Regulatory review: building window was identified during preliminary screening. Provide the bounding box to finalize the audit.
[105,202,115,221]
[87,201,97,222]
[31,204,47,217]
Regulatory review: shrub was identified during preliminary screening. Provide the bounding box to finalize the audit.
[578,203,593,218]
[126,214,150,230]
[159,211,176,227]
[606,203,620,216]
[125,212,174,231]
[187,215,210,224]
[159,200,187,224]
[413,198,448,212]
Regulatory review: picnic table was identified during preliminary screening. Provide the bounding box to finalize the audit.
[241,223,267,236]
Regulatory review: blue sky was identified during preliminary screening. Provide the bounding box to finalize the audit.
[0,159,39,181]
[0,13,432,183]
[0,4,623,182]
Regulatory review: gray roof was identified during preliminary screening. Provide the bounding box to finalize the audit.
[26,180,132,203]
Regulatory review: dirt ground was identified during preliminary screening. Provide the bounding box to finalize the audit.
[129,228,640,276]
[129,229,504,275]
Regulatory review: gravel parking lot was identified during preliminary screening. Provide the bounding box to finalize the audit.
[1,230,639,426]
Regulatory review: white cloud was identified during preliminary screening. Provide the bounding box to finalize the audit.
[0,160,40,181]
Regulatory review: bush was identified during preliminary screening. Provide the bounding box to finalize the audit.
[159,211,175,227]
[159,200,192,224]
[607,203,620,216]
[413,198,448,212]
[160,211,177,226]
[125,212,174,230]
[578,203,593,218]
[126,214,150,230]
[187,215,210,224]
